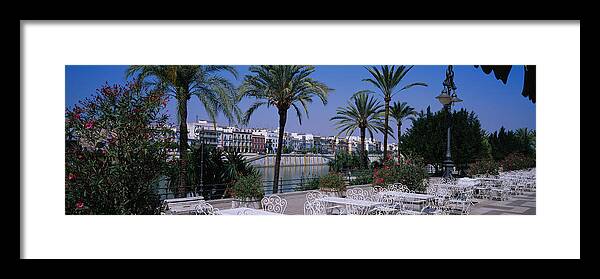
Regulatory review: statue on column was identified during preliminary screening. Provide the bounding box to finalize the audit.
[442,65,457,94]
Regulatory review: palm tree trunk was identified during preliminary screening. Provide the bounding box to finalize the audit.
[273,109,287,193]
[383,99,390,161]
[177,93,189,198]
[360,128,367,169]
[397,123,402,163]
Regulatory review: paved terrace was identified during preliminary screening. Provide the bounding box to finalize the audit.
[207,184,536,215]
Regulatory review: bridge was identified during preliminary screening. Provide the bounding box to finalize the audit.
[243,153,382,167]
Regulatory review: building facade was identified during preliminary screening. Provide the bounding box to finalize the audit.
[251,134,266,154]
[182,120,363,155]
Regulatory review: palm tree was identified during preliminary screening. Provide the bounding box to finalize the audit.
[363,65,427,161]
[126,66,239,197]
[239,66,332,193]
[389,101,417,163]
[331,92,388,169]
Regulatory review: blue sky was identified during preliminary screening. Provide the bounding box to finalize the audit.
[65,65,535,141]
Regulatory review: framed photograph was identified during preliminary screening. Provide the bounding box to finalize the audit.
[22,21,580,259]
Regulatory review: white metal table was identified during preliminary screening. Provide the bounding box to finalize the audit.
[457,178,480,186]
[316,197,383,215]
[378,191,434,211]
[476,178,503,183]
[434,183,474,196]
[162,198,207,215]
[218,207,283,215]
[379,191,435,200]
[435,183,474,189]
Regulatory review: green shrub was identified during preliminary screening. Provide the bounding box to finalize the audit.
[231,173,264,200]
[467,159,500,176]
[318,173,347,191]
[328,151,362,172]
[295,177,321,191]
[351,170,373,185]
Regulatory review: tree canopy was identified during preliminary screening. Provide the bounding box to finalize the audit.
[401,107,488,170]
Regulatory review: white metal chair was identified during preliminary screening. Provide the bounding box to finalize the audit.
[305,190,322,203]
[387,183,402,192]
[306,190,343,215]
[368,194,399,215]
[235,208,258,215]
[261,194,288,214]
[397,200,423,215]
[389,183,409,192]
[487,182,510,201]
[447,189,474,215]
[420,199,447,215]
[426,184,438,196]
[434,187,452,208]
[370,186,386,200]
[195,202,220,215]
[303,200,326,215]
[346,188,368,200]
[345,204,372,215]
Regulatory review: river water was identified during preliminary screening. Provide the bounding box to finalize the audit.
[157,165,332,200]
[257,165,331,193]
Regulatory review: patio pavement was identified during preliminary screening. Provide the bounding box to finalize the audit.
[207,184,536,215]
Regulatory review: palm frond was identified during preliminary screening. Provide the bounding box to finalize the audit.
[239,65,333,125]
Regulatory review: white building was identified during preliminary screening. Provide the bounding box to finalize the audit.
[252,128,279,153]
[343,135,381,154]
[232,127,252,153]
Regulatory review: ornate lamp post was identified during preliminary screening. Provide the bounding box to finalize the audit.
[435,66,462,179]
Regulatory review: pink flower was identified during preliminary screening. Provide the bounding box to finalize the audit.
[68,173,76,180]
[76,201,84,209]
[74,113,81,120]
[85,121,95,129]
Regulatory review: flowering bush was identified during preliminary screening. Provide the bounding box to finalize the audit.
[65,82,174,214]
[500,152,536,171]
[467,159,500,176]
[373,163,398,186]
[373,159,429,192]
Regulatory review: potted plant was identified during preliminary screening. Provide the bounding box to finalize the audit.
[318,173,347,197]
[230,173,264,209]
